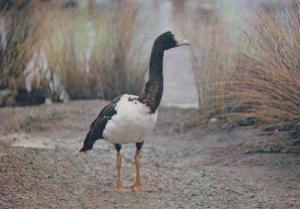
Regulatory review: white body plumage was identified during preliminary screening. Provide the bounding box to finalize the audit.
[102,94,158,144]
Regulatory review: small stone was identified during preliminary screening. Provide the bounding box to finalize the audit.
[208,117,219,124]
[45,98,53,105]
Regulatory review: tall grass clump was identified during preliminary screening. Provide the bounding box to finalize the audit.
[176,0,300,139]
[0,1,58,104]
[191,12,234,109]
[0,1,147,104]
[45,0,147,100]
[43,8,86,100]
[0,5,38,94]
[88,0,147,99]
[222,1,300,138]
[175,2,236,114]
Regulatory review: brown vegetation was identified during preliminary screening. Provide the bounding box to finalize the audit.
[0,0,147,102]
[179,0,300,138]
[0,4,40,94]
[87,0,147,99]
[224,1,300,138]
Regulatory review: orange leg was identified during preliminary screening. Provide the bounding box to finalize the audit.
[115,152,123,192]
[131,150,143,191]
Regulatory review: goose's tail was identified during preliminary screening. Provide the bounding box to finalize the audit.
[79,129,100,152]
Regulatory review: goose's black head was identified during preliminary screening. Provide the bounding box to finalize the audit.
[155,31,190,51]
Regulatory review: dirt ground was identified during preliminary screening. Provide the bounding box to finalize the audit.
[0,100,299,209]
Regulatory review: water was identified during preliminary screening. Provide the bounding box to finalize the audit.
[163,47,198,108]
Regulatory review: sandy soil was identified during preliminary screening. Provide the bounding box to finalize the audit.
[0,101,299,209]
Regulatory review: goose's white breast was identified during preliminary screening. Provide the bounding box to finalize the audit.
[102,94,158,144]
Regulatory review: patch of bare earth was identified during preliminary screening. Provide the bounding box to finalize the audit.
[0,101,299,209]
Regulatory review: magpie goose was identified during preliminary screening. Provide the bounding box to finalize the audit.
[80,31,190,192]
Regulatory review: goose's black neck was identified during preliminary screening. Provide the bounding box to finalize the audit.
[139,40,164,113]
[149,44,164,80]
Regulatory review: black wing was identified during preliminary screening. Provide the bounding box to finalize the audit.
[79,96,121,152]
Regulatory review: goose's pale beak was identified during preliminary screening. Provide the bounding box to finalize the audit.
[177,39,190,46]
[175,36,190,46]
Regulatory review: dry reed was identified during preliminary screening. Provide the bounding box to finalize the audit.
[177,0,300,138]
[0,0,147,103]
[88,0,147,99]
[222,1,300,137]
